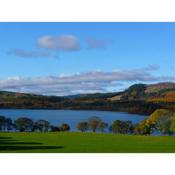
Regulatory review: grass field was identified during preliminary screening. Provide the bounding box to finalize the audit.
[1,132,175,153]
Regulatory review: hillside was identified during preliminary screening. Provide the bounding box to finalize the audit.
[0,91,66,109]
[0,82,175,115]
[109,82,175,102]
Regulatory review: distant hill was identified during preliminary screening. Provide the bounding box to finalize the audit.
[0,91,66,109]
[0,82,175,115]
[108,82,175,102]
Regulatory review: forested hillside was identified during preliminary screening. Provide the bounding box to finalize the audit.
[0,82,175,115]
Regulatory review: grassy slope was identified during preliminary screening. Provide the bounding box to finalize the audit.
[1,132,175,153]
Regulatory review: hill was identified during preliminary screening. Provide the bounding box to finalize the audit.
[0,82,175,115]
[109,82,175,102]
[0,91,66,109]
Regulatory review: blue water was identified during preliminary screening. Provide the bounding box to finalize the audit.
[0,109,147,131]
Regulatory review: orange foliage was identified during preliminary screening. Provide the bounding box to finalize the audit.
[147,92,175,103]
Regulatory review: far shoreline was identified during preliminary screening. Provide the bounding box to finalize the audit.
[0,107,148,116]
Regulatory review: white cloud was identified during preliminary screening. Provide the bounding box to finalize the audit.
[0,66,174,96]
[86,37,111,49]
[7,49,55,58]
[38,35,80,51]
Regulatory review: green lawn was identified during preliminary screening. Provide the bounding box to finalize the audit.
[1,132,175,153]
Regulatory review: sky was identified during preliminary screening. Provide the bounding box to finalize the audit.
[1,22,175,96]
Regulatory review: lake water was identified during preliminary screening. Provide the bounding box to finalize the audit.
[0,109,147,131]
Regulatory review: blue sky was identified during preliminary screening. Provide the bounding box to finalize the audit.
[1,22,175,95]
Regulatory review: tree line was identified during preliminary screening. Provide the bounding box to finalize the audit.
[0,115,135,134]
[0,116,70,132]
[1,109,175,135]
[3,98,175,116]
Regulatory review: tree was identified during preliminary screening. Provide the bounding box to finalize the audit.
[60,123,70,131]
[112,120,133,134]
[156,114,173,135]
[170,113,175,133]
[77,122,88,132]
[98,122,108,132]
[125,121,134,134]
[135,109,173,135]
[0,116,14,131]
[88,117,102,132]
[15,117,34,132]
[0,116,7,131]
[5,118,13,131]
[112,120,123,134]
[134,123,155,135]
[35,120,50,132]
